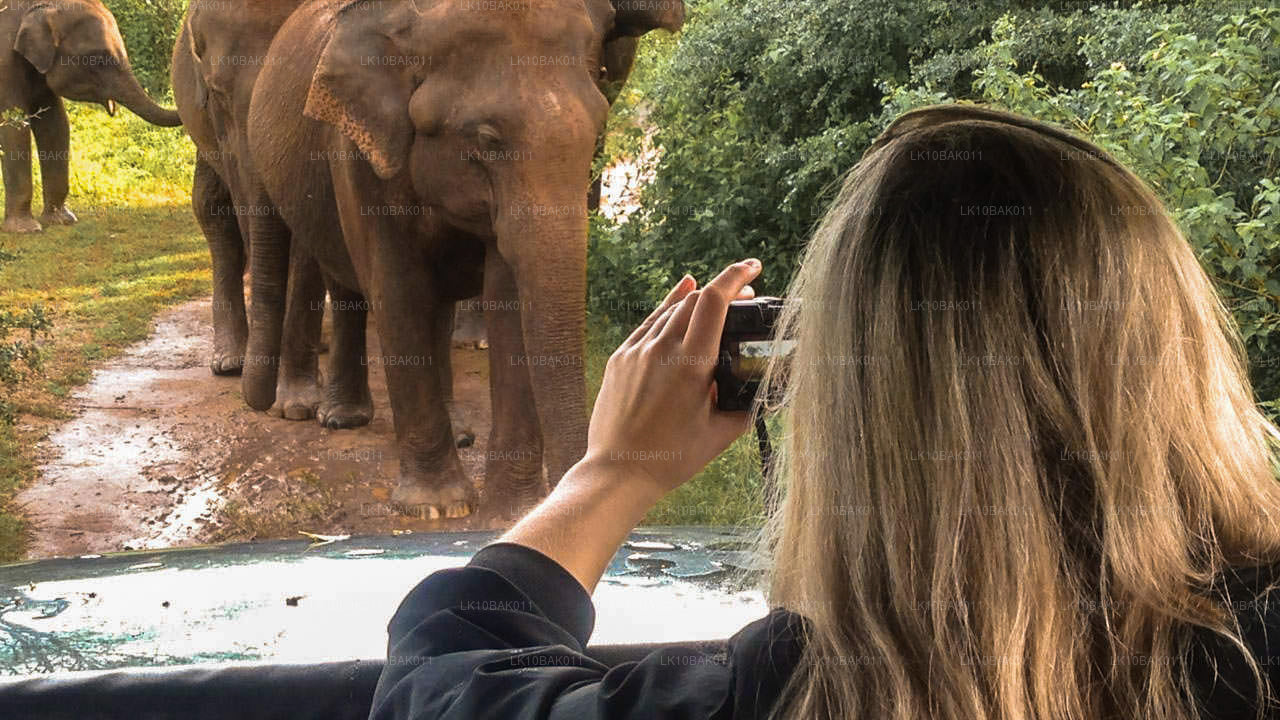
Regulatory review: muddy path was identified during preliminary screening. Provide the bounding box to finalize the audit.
[18,298,500,559]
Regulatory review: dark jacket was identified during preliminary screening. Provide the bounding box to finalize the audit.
[367,543,1280,720]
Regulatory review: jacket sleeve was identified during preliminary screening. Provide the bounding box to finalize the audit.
[366,542,796,720]
[1187,562,1280,719]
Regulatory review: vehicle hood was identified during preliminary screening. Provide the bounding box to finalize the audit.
[0,527,766,675]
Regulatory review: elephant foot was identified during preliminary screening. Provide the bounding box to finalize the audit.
[210,352,244,376]
[40,206,78,227]
[317,390,373,429]
[2,215,42,233]
[210,319,247,376]
[210,338,246,376]
[267,372,323,420]
[391,475,475,519]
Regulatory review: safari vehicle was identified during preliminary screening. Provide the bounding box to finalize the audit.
[0,527,762,719]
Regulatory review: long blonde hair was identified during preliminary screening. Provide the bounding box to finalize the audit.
[760,104,1280,720]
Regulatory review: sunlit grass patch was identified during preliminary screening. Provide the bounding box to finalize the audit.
[0,98,201,561]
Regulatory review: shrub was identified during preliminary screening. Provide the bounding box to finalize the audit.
[0,265,52,424]
[103,0,187,96]
[883,7,1280,403]
[596,1,1280,407]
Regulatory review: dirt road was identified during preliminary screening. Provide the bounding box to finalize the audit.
[18,298,499,559]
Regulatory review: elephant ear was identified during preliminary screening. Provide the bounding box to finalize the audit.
[14,4,58,74]
[599,1,682,102]
[304,4,416,180]
[183,22,209,110]
[609,0,685,37]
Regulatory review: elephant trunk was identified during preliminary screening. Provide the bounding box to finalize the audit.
[111,71,183,127]
[497,207,590,487]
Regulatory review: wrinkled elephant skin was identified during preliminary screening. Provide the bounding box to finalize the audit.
[247,0,683,520]
[170,0,325,401]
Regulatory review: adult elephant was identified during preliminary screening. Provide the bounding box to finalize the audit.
[175,0,487,416]
[247,0,683,519]
[171,0,321,385]
[0,0,182,233]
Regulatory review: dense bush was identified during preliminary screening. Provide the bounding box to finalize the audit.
[103,0,186,96]
[888,8,1280,401]
[594,0,1280,406]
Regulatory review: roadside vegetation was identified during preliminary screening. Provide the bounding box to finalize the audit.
[0,104,201,561]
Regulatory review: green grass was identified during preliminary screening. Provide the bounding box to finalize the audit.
[0,100,202,562]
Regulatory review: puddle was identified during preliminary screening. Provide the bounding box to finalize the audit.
[19,296,497,560]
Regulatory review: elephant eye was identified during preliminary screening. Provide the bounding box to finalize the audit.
[476,125,502,149]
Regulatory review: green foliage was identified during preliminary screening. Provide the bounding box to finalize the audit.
[0,103,193,211]
[0,305,52,382]
[62,103,195,207]
[102,0,187,96]
[594,0,1195,320]
[0,253,52,424]
[886,7,1280,401]
[597,1,1280,407]
[0,108,32,129]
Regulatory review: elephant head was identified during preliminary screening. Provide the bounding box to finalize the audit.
[14,0,182,126]
[301,0,683,481]
[303,0,681,237]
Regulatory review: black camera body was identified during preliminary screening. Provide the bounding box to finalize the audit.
[714,297,791,412]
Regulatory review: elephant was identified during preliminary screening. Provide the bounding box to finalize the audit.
[171,0,315,378]
[173,0,482,434]
[246,0,683,520]
[0,0,182,233]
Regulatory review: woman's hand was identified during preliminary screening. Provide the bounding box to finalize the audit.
[582,258,763,497]
[499,259,762,593]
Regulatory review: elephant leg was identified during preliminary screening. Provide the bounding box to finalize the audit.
[478,249,546,520]
[317,280,373,429]
[435,301,456,405]
[371,250,474,519]
[433,301,476,447]
[0,122,41,234]
[268,250,325,420]
[192,159,248,375]
[30,97,76,227]
[242,207,291,411]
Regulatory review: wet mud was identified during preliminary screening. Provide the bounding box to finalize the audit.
[18,298,498,559]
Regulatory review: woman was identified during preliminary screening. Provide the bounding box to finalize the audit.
[367,104,1280,720]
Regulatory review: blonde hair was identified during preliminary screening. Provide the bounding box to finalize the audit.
[760,104,1280,720]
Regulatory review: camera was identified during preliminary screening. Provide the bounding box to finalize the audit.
[714,297,796,412]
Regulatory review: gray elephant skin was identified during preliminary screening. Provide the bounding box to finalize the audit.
[1,0,182,234]
[245,0,683,520]
[171,0,316,380]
